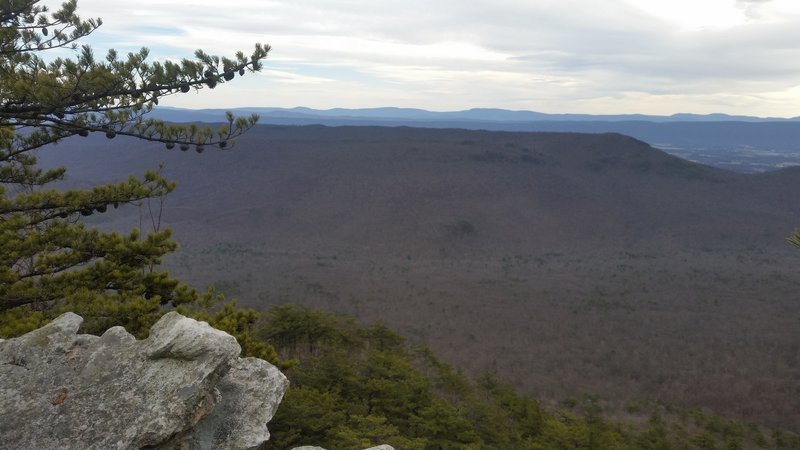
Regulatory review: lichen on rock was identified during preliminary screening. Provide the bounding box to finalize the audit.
[0,311,288,450]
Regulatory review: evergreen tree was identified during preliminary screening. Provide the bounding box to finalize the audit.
[0,0,269,338]
[789,229,800,249]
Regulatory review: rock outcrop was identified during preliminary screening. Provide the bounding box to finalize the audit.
[0,312,288,450]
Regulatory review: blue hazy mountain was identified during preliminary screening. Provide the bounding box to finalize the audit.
[153,106,799,124]
[151,106,800,173]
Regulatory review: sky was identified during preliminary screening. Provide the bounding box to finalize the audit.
[73,0,800,117]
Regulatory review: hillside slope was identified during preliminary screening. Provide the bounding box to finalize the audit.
[37,125,800,430]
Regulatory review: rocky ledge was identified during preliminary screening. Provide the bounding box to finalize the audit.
[0,312,288,449]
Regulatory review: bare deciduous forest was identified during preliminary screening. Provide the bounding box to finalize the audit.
[41,125,800,431]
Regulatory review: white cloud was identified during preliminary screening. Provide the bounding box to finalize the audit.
[68,0,800,116]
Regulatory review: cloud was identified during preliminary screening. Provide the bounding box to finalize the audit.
[72,0,800,116]
[736,0,772,18]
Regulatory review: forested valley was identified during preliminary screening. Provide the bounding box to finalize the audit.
[2,1,799,448]
[30,126,800,448]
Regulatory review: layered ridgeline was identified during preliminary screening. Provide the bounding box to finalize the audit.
[38,125,800,431]
[150,106,800,172]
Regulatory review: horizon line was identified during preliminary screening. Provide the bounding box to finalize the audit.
[155,105,800,121]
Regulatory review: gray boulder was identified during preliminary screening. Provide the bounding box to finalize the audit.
[185,357,288,448]
[0,312,288,450]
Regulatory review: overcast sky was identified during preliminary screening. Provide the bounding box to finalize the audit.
[75,0,800,117]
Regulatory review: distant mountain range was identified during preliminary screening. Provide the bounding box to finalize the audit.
[151,106,800,173]
[152,106,800,124]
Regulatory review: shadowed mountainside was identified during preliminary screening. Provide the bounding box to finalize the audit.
[151,107,800,173]
[37,125,800,430]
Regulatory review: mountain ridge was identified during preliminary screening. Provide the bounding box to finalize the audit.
[35,124,800,430]
[154,106,800,123]
[149,108,800,173]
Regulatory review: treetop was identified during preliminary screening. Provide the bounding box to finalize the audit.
[1,0,270,152]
